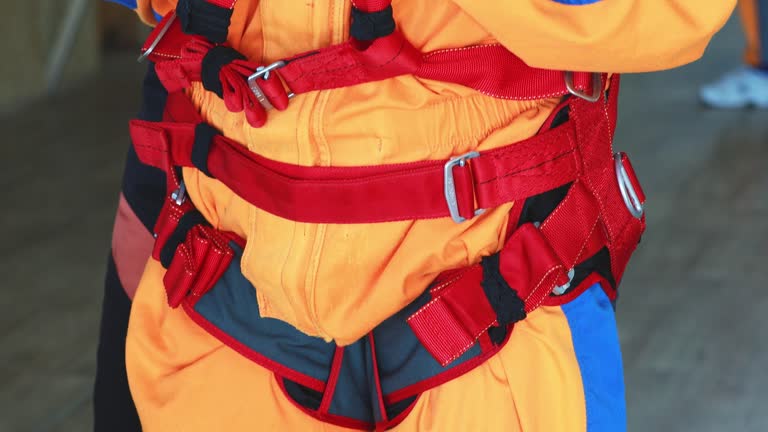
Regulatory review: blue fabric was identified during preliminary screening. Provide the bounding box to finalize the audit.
[194,244,491,423]
[757,0,768,67]
[105,0,138,9]
[551,0,603,4]
[194,244,336,382]
[104,0,162,21]
[328,342,375,423]
[562,284,627,432]
[372,294,482,395]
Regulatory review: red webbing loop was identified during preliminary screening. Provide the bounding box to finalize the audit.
[152,193,197,262]
[164,224,234,308]
[129,93,582,224]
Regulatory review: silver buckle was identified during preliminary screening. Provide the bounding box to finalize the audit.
[137,13,177,63]
[614,153,644,219]
[171,181,187,206]
[444,152,485,223]
[565,72,602,103]
[552,268,575,296]
[247,61,295,110]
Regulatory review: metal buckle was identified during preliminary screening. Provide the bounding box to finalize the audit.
[137,13,177,63]
[552,268,575,296]
[247,61,295,110]
[444,151,485,223]
[614,153,644,219]
[171,181,187,206]
[565,72,602,103]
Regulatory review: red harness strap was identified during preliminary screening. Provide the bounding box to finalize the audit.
[140,11,600,128]
[140,78,645,372]
[407,79,647,366]
[129,91,581,224]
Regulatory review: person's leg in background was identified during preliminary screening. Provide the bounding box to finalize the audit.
[700,0,768,108]
[92,63,168,432]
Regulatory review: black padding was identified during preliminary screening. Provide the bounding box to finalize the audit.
[192,123,220,178]
[350,6,396,41]
[159,210,209,268]
[282,378,323,411]
[566,247,616,294]
[201,46,246,98]
[176,0,234,44]
[480,253,527,345]
[517,183,572,228]
[548,102,571,129]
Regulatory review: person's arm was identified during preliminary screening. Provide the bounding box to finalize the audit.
[452,0,737,72]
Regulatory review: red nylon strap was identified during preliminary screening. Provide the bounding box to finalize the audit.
[352,0,391,13]
[407,78,646,366]
[164,224,234,308]
[407,222,572,366]
[129,93,580,224]
[142,15,599,120]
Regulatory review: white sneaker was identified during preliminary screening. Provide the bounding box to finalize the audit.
[699,67,768,109]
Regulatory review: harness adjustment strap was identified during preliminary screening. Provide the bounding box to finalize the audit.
[407,221,570,366]
[176,0,235,43]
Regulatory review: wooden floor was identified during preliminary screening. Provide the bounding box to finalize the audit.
[1,17,766,432]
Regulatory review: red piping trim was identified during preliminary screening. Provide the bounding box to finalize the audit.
[275,377,373,430]
[368,333,389,429]
[318,346,345,414]
[181,300,326,392]
[384,329,512,405]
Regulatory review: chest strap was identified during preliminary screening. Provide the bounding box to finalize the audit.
[139,6,600,128]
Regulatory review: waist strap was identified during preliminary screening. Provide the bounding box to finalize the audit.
[129,92,582,224]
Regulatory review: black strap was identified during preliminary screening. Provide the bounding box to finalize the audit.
[480,253,527,345]
[201,46,246,98]
[177,0,234,44]
[159,210,209,268]
[192,123,219,178]
[350,6,396,41]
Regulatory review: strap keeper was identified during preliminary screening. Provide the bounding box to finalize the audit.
[176,0,234,44]
[201,46,246,97]
[192,123,219,178]
[350,6,396,41]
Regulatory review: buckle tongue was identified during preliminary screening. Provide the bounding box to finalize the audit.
[444,151,484,223]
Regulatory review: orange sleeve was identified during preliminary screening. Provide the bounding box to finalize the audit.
[134,0,176,25]
[452,0,737,72]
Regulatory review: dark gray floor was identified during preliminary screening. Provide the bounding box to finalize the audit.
[1,17,766,432]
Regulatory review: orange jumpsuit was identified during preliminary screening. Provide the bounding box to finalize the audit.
[119,1,736,430]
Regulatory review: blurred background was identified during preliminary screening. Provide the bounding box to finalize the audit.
[0,3,766,432]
